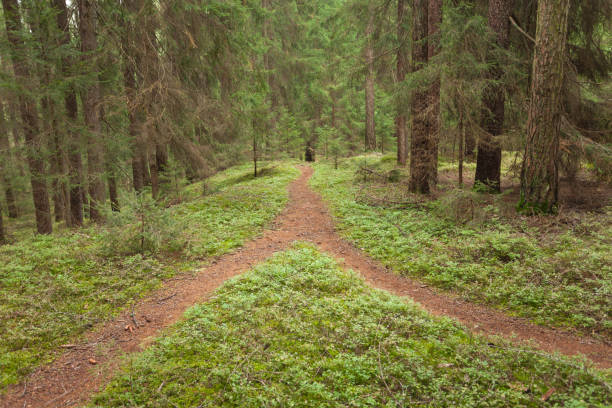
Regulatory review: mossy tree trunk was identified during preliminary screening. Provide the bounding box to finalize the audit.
[520,0,570,213]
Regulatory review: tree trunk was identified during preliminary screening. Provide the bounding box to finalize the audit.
[409,0,431,193]
[520,0,570,213]
[0,102,18,218]
[108,171,119,211]
[2,0,52,234]
[53,0,84,227]
[474,0,513,192]
[123,0,146,192]
[364,9,376,151]
[79,0,105,223]
[142,153,151,186]
[395,0,408,166]
[427,0,441,186]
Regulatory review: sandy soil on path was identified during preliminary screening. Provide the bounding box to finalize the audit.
[2,166,610,408]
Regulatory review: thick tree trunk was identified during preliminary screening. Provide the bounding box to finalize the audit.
[395,0,407,166]
[474,0,513,192]
[409,0,432,193]
[0,102,18,218]
[427,0,441,186]
[520,0,570,213]
[2,0,52,234]
[465,132,476,159]
[364,9,376,151]
[79,0,105,223]
[53,0,84,227]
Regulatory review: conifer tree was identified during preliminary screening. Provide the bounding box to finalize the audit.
[364,4,376,151]
[395,0,408,166]
[474,0,513,192]
[409,0,431,193]
[79,0,106,222]
[52,0,84,227]
[1,0,52,234]
[520,0,571,212]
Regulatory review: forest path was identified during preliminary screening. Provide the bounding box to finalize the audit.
[3,166,610,408]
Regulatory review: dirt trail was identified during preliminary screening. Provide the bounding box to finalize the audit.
[3,166,610,408]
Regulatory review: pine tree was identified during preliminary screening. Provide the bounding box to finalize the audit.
[520,0,571,212]
[474,0,513,192]
[52,0,84,227]
[79,0,106,222]
[395,0,408,166]
[0,100,17,218]
[364,4,376,151]
[409,0,431,193]
[1,0,52,234]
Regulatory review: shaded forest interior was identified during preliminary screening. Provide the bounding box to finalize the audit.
[0,1,611,405]
[0,0,610,241]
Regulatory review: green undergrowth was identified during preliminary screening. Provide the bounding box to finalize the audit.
[310,155,611,338]
[91,246,611,407]
[0,162,298,390]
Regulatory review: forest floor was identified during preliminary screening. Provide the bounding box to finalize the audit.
[1,165,611,407]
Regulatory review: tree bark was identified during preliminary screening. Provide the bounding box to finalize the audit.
[409,0,431,193]
[2,0,52,234]
[427,0,441,186]
[474,0,513,192]
[0,101,18,218]
[395,0,407,166]
[364,8,376,151]
[79,0,105,222]
[53,0,84,227]
[520,0,570,213]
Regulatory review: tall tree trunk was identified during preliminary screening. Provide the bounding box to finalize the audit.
[2,0,52,234]
[520,0,570,213]
[409,0,431,193]
[474,0,513,192]
[79,0,105,223]
[45,102,67,223]
[53,0,83,227]
[395,0,407,166]
[364,8,376,151]
[122,0,146,192]
[0,101,18,218]
[427,0,441,187]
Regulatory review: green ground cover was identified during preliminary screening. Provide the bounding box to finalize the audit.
[310,156,611,337]
[0,162,298,390]
[91,246,611,407]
